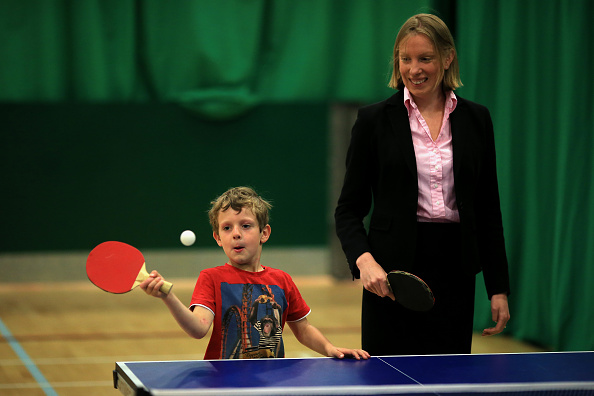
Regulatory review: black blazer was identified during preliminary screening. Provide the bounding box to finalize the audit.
[335,90,510,298]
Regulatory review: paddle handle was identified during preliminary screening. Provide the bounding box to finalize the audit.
[160,280,173,294]
[137,265,173,295]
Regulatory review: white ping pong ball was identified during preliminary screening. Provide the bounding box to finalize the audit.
[180,230,196,246]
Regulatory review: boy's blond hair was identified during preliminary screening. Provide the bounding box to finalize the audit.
[208,187,272,235]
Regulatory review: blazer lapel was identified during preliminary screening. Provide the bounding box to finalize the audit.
[450,100,465,177]
[386,93,417,175]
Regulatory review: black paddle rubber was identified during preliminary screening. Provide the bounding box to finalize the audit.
[387,270,435,311]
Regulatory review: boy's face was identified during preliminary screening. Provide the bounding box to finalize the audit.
[213,207,270,272]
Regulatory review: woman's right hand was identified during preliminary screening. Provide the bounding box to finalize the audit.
[356,253,395,300]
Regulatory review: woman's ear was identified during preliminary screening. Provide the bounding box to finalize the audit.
[444,50,455,70]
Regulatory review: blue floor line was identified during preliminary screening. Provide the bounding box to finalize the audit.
[0,317,58,396]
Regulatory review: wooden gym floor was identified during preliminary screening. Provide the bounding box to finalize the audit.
[0,276,545,396]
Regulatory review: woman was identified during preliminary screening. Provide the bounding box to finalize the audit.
[334,14,510,355]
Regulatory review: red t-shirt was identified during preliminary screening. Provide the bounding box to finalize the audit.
[190,263,311,359]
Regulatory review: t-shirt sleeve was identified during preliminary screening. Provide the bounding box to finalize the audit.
[284,273,311,322]
[189,270,216,314]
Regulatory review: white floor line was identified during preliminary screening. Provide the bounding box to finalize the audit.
[0,353,201,366]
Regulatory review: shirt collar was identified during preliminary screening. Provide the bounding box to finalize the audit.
[403,87,458,116]
[445,90,458,113]
[403,87,415,116]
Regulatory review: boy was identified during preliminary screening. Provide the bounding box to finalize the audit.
[141,186,369,360]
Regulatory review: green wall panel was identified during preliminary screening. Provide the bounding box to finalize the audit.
[1,103,328,252]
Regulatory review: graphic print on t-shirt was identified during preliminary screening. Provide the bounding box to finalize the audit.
[220,282,286,359]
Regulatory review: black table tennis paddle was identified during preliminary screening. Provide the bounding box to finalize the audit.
[387,270,434,311]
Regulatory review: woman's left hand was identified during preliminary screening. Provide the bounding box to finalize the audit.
[482,293,510,336]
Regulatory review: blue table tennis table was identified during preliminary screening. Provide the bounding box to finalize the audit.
[114,351,594,395]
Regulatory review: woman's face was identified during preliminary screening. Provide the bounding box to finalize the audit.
[398,34,450,103]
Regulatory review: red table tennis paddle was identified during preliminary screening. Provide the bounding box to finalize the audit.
[387,270,434,311]
[86,241,173,294]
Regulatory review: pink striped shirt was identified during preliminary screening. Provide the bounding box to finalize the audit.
[404,87,460,223]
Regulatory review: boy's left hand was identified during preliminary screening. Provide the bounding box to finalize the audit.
[328,347,370,360]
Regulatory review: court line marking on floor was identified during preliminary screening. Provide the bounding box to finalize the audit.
[0,354,201,365]
[0,317,58,396]
[0,380,113,390]
[0,381,113,390]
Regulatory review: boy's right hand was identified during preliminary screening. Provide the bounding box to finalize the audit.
[140,270,168,298]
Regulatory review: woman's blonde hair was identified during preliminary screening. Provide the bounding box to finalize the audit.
[388,14,462,92]
[208,187,272,234]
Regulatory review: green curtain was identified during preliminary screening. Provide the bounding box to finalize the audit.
[455,0,594,351]
[0,0,433,105]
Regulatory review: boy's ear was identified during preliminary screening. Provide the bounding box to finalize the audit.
[260,224,271,244]
[213,231,222,247]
